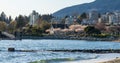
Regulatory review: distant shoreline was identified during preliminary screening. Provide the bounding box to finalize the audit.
[0,35,119,42]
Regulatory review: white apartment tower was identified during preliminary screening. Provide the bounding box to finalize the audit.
[29,10,39,26]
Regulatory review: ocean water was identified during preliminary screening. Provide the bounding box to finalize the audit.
[0,40,120,63]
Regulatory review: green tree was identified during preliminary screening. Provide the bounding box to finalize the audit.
[0,21,7,31]
[16,15,28,29]
[8,21,17,33]
[8,16,12,23]
[81,12,87,19]
[98,13,101,18]
[84,26,101,35]
[39,21,51,33]
[23,25,43,36]
[77,15,82,24]
[40,14,53,22]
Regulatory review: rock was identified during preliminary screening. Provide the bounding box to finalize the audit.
[8,48,15,52]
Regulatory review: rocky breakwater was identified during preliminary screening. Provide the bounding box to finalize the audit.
[7,48,120,53]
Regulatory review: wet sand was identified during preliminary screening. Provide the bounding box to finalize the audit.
[99,58,120,63]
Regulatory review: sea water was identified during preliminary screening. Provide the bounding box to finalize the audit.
[0,40,120,63]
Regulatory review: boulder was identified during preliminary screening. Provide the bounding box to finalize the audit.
[8,48,15,52]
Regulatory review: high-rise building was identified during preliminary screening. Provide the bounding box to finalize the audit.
[100,11,120,25]
[29,10,39,26]
[89,10,99,24]
[101,14,109,24]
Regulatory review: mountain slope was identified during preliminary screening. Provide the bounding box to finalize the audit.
[53,0,120,17]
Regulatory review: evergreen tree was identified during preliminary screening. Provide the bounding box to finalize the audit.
[1,12,6,21]
[81,12,87,19]
[84,26,101,35]
[8,16,12,22]
[16,15,26,29]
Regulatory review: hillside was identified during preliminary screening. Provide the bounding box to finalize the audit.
[53,0,120,17]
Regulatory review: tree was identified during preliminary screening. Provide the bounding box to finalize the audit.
[61,18,66,24]
[81,12,87,19]
[24,16,29,24]
[0,17,2,21]
[22,25,43,36]
[16,15,28,29]
[39,21,51,33]
[65,15,69,18]
[40,14,53,22]
[1,12,6,21]
[8,16,12,23]
[84,26,101,35]
[98,13,101,18]
[77,15,82,24]
[0,21,7,31]
[8,21,17,33]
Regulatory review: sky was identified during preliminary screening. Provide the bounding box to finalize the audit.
[0,0,95,18]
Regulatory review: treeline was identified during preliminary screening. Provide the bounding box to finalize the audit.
[0,12,53,36]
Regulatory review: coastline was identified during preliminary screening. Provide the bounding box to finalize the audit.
[62,53,120,63]
[1,35,119,42]
[112,39,120,42]
[98,58,120,63]
[30,53,120,63]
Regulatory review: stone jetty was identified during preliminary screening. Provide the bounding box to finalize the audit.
[7,48,120,53]
[47,49,120,53]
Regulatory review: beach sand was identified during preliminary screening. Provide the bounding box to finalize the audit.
[62,58,120,63]
[98,58,120,63]
[62,53,120,63]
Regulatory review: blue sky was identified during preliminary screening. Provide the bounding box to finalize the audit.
[0,0,95,18]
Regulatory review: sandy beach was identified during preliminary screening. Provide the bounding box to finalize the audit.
[99,58,120,63]
[113,39,120,42]
[62,53,120,63]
